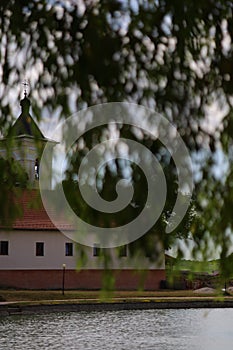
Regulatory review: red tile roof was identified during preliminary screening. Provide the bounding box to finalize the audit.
[11,189,73,231]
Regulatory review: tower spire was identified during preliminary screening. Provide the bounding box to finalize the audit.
[22,80,29,98]
[20,80,30,114]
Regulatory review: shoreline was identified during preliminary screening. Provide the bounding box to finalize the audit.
[1,298,233,316]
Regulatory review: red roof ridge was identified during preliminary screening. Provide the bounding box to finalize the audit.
[4,189,74,231]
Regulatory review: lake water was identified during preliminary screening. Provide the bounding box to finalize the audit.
[0,308,232,349]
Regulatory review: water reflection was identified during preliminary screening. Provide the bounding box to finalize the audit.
[0,309,232,350]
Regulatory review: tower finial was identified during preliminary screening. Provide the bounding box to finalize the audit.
[20,80,30,114]
[22,80,29,97]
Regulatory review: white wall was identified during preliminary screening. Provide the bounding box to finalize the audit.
[0,230,76,270]
[0,230,165,270]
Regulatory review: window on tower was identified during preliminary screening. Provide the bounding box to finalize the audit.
[35,158,39,180]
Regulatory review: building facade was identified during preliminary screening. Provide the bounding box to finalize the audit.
[0,96,165,290]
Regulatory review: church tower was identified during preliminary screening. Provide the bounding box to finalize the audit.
[0,93,56,189]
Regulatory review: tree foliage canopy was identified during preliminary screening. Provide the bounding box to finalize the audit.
[0,0,233,273]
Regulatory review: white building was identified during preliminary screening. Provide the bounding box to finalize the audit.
[0,95,165,290]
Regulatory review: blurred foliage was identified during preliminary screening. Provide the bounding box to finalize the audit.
[63,123,193,267]
[0,0,233,277]
[0,157,28,226]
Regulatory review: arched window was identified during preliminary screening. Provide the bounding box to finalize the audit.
[35,158,39,180]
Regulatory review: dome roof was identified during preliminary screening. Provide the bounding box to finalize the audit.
[10,96,45,139]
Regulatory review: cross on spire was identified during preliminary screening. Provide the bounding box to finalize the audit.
[22,80,29,97]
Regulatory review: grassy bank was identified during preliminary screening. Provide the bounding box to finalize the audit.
[0,289,231,303]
